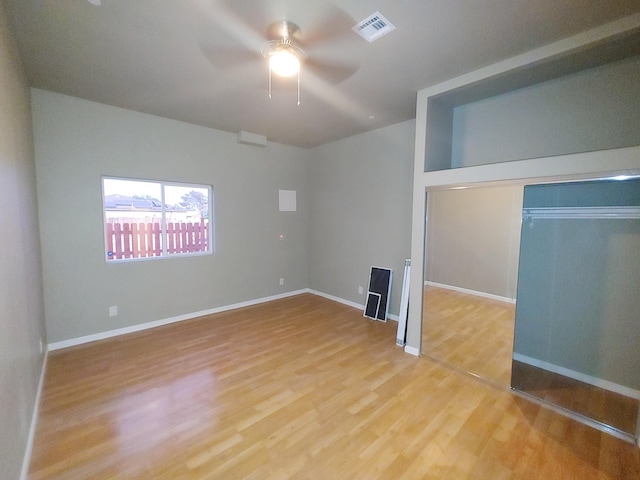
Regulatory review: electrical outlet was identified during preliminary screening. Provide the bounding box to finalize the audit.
[358,286,364,295]
[109,305,118,317]
[279,278,285,286]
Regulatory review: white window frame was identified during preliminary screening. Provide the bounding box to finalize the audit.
[102,176,214,262]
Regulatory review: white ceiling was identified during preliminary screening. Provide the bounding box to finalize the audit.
[6,0,640,148]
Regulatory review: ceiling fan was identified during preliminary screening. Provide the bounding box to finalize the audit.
[262,20,305,77]
[262,20,307,104]
[198,1,359,105]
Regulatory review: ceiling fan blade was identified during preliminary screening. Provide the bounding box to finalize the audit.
[210,0,275,42]
[195,0,267,53]
[196,1,360,83]
[301,3,357,48]
[304,57,358,85]
[199,44,261,70]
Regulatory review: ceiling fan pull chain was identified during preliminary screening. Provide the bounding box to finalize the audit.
[297,69,301,106]
[268,63,273,100]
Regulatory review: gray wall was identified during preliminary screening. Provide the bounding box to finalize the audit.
[0,1,47,477]
[451,55,640,168]
[308,121,415,316]
[32,90,310,343]
[426,185,523,299]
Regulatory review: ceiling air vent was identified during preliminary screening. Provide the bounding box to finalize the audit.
[352,12,396,42]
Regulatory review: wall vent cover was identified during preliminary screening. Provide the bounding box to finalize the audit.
[352,12,395,42]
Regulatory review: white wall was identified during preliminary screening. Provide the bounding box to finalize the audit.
[0,1,47,477]
[308,120,415,316]
[426,185,523,299]
[32,90,310,343]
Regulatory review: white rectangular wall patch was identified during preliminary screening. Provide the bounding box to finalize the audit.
[279,190,296,211]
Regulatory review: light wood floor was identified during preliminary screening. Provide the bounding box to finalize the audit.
[512,360,639,436]
[422,286,515,387]
[421,286,639,438]
[29,293,639,479]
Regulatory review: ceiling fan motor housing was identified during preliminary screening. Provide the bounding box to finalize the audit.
[267,20,301,42]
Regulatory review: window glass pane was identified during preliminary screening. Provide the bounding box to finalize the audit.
[103,179,164,260]
[164,185,211,255]
[103,177,212,262]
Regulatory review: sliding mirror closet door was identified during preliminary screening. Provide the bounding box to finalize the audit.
[423,186,523,387]
[512,178,640,441]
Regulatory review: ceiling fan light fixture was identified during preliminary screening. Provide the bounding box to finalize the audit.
[262,21,305,105]
[269,49,300,77]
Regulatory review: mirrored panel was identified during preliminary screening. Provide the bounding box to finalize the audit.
[512,178,640,439]
[423,186,523,387]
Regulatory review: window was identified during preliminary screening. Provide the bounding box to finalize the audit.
[102,177,213,261]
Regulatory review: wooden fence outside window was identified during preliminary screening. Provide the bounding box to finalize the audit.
[106,221,209,260]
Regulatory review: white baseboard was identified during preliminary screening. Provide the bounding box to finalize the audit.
[18,289,405,476]
[404,345,420,356]
[48,288,400,352]
[307,289,399,322]
[20,349,48,480]
[425,281,516,304]
[48,289,308,351]
[513,353,640,400]
[307,289,364,311]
